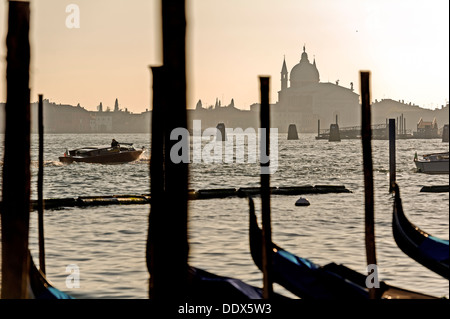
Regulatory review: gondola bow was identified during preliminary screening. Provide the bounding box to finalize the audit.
[392,183,449,279]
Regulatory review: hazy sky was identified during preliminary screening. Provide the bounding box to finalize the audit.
[0,0,448,113]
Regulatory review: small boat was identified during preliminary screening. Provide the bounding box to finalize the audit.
[248,197,438,299]
[59,143,144,164]
[391,182,449,279]
[414,151,449,174]
[28,252,73,299]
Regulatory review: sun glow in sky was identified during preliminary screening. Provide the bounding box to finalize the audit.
[0,0,448,113]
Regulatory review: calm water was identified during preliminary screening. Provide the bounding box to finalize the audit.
[1,133,448,299]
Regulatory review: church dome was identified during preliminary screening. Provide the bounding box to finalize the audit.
[290,46,320,88]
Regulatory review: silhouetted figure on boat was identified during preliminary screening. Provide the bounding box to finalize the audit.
[111,139,119,148]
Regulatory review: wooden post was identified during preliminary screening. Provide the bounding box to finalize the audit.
[1,1,31,299]
[317,119,320,137]
[38,94,46,274]
[147,66,166,298]
[443,124,449,142]
[360,71,379,299]
[402,114,405,135]
[389,119,396,193]
[396,117,398,135]
[385,119,388,139]
[147,0,189,299]
[216,123,227,141]
[259,76,273,299]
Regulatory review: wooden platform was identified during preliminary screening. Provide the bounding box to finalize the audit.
[420,185,449,193]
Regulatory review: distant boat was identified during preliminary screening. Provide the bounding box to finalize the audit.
[59,143,144,164]
[414,151,449,174]
[248,197,438,299]
[391,183,449,279]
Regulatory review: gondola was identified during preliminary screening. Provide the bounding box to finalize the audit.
[187,266,263,299]
[187,266,289,299]
[28,252,74,299]
[391,182,449,279]
[30,253,275,299]
[248,197,438,299]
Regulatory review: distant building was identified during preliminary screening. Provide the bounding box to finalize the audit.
[1,44,448,135]
[371,99,448,133]
[35,99,92,133]
[17,99,151,133]
[251,46,360,132]
[93,113,113,132]
[188,98,257,131]
[413,117,439,138]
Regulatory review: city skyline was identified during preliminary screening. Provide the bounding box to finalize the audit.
[0,0,448,113]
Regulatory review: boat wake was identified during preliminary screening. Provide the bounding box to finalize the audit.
[31,160,65,167]
[131,152,150,164]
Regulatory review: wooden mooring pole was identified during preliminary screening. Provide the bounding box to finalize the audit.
[147,66,166,298]
[38,94,46,274]
[360,71,379,299]
[216,123,227,141]
[389,118,396,193]
[1,1,31,299]
[259,76,273,299]
[443,124,449,142]
[147,0,188,299]
[317,119,320,138]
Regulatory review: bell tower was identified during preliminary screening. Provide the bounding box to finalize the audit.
[281,56,288,91]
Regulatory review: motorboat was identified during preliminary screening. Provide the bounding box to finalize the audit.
[59,143,144,164]
[414,151,449,174]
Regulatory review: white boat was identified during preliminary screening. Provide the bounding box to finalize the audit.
[414,151,449,174]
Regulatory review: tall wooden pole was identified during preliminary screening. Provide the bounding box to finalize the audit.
[162,0,188,299]
[389,118,396,193]
[38,94,46,274]
[259,76,273,299]
[147,0,188,299]
[147,66,168,298]
[1,1,31,299]
[360,71,379,299]
[317,119,320,137]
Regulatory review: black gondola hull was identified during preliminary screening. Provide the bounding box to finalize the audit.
[248,196,439,299]
[392,183,449,279]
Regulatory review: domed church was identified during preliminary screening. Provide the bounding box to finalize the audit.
[271,46,360,133]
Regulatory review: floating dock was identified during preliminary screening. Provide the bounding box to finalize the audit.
[28,185,352,210]
[420,185,449,193]
[316,123,394,140]
[315,115,426,140]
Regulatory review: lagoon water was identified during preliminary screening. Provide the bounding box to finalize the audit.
[1,132,448,298]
